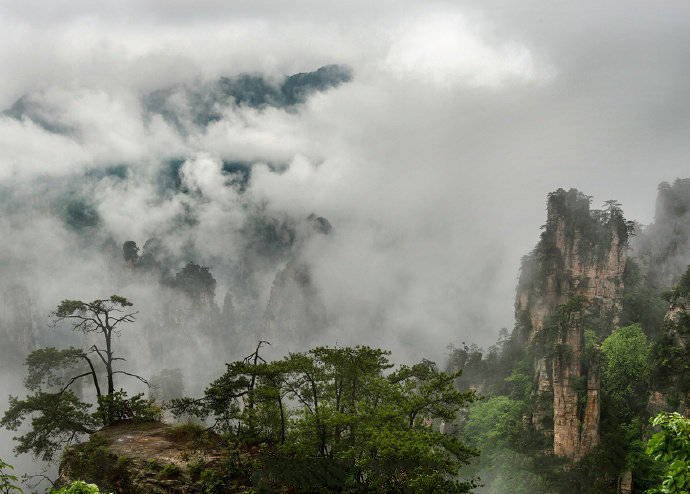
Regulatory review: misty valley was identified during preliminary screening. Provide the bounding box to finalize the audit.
[2,3,690,492]
[2,178,690,493]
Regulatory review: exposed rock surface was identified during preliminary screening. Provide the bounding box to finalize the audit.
[57,422,251,494]
[515,189,629,459]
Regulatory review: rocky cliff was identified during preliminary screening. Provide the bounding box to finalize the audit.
[634,178,690,290]
[262,214,331,347]
[515,188,630,459]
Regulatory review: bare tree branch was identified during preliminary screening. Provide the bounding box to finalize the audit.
[90,345,108,367]
[112,370,149,386]
[110,311,138,328]
[58,373,93,395]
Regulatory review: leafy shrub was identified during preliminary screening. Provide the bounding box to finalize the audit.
[199,468,226,494]
[51,481,101,493]
[645,412,690,494]
[159,463,182,479]
[97,391,162,425]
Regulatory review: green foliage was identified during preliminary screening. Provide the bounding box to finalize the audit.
[23,347,86,391]
[54,296,134,325]
[1,390,98,461]
[651,269,690,406]
[463,396,525,448]
[158,463,182,479]
[60,435,131,493]
[621,260,667,337]
[96,391,161,425]
[663,266,690,307]
[1,388,158,462]
[199,468,226,494]
[51,481,101,494]
[173,344,478,492]
[504,366,532,402]
[584,328,601,355]
[600,324,651,416]
[457,396,560,493]
[2,296,150,461]
[0,458,22,494]
[172,262,216,305]
[645,412,690,493]
[166,422,213,445]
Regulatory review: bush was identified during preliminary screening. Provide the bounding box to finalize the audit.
[159,463,182,479]
[60,436,130,493]
[166,422,213,446]
[97,391,162,424]
[51,481,101,494]
[645,412,690,494]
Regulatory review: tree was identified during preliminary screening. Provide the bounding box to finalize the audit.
[172,344,478,492]
[0,458,21,494]
[600,323,651,416]
[462,396,525,449]
[1,296,157,461]
[645,412,690,494]
[51,296,146,397]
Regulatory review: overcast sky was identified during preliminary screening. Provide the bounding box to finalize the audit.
[1,0,690,358]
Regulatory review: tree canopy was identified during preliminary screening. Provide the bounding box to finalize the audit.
[172,343,478,492]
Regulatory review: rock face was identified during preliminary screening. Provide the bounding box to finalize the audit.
[634,179,690,289]
[515,189,629,459]
[57,422,251,494]
[261,214,331,347]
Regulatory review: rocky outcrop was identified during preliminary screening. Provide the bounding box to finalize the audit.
[634,179,690,289]
[58,422,251,493]
[516,189,630,459]
[618,470,633,494]
[579,352,601,452]
[261,214,332,347]
[263,260,328,347]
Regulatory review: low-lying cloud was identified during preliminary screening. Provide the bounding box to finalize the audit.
[2,0,690,478]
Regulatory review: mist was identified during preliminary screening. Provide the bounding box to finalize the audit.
[2,0,690,483]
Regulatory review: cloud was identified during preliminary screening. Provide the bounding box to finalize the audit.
[2,3,690,474]
[385,12,553,87]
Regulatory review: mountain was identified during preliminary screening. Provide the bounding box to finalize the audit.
[451,181,690,492]
[515,188,631,460]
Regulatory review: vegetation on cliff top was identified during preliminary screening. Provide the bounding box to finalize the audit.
[171,343,478,492]
[1,296,160,462]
